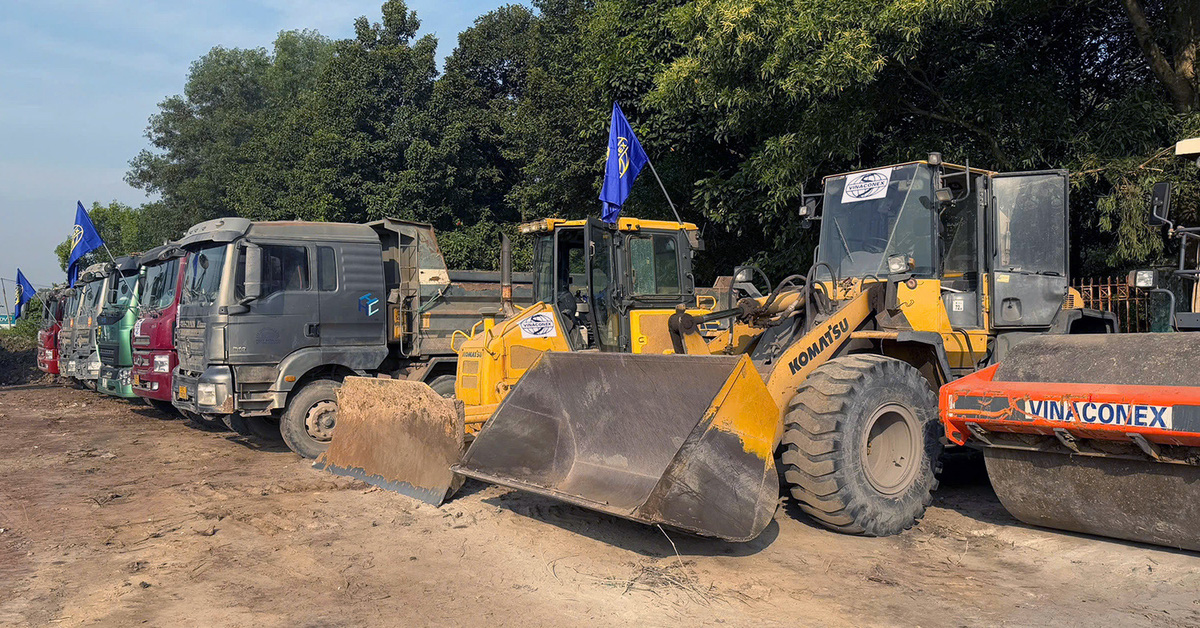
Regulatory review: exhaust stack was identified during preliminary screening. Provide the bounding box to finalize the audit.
[500,234,516,317]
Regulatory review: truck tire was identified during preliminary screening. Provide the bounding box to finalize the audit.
[428,374,456,397]
[182,410,229,432]
[780,355,941,536]
[281,379,340,459]
[225,414,255,436]
[246,416,283,442]
[146,399,178,417]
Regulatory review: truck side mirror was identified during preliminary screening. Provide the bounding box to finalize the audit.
[243,244,263,301]
[1149,181,1172,226]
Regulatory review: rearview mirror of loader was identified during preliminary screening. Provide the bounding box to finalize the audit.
[1149,181,1172,227]
[799,196,820,220]
[243,243,263,302]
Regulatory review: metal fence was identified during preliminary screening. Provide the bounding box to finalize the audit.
[1071,276,1153,333]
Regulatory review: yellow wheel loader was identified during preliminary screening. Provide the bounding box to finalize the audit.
[319,156,1114,542]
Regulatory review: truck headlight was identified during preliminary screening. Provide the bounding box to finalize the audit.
[197,383,218,406]
[119,369,132,386]
[153,354,171,373]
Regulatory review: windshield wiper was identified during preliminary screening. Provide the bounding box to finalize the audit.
[832,218,855,263]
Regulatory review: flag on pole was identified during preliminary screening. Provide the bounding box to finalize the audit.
[14,269,35,319]
[599,102,649,224]
[67,201,105,287]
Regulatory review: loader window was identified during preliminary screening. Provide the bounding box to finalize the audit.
[817,163,936,279]
[994,174,1067,275]
[940,175,980,287]
[532,235,554,303]
[629,235,681,295]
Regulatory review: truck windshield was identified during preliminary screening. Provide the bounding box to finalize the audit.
[107,272,139,307]
[82,280,103,313]
[143,259,180,312]
[183,243,228,306]
[40,300,60,328]
[816,163,936,279]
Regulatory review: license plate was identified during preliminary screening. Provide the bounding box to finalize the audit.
[178,385,188,399]
[133,374,140,386]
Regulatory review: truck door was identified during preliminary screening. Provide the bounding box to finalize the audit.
[316,242,387,348]
[990,170,1070,328]
[228,242,320,362]
[585,218,623,351]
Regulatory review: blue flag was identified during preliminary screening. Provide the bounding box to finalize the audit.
[599,102,649,223]
[14,269,35,319]
[67,201,105,287]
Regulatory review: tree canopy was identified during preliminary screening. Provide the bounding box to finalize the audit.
[103,0,1199,278]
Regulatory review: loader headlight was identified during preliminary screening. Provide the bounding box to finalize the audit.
[1129,269,1158,289]
[153,354,171,373]
[887,254,911,274]
[197,383,218,407]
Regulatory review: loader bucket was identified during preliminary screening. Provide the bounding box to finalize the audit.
[313,377,465,505]
[453,352,781,542]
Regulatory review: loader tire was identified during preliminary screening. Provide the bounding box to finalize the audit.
[428,375,456,397]
[281,380,340,459]
[780,355,941,536]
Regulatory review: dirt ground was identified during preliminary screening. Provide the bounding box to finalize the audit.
[1,383,1198,628]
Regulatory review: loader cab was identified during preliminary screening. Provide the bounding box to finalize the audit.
[524,217,701,352]
[812,159,1072,370]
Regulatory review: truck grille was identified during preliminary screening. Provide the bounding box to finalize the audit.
[98,342,119,365]
[177,325,207,373]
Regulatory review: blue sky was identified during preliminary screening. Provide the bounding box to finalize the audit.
[0,0,514,289]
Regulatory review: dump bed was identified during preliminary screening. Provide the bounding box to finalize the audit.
[369,218,531,357]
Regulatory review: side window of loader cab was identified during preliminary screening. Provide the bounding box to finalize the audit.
[629,234,682,295]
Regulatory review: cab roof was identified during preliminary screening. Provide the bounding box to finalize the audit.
[519,217,698,234]
[824,160,999,181]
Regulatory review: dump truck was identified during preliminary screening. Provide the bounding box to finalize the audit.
[940,138,1200,550]
[131,244,188,415]
[36,289,66,375]
[55,288,79,381]
[170,216,530,458]
[323,157,1115,541]
[97,256,142,399]
[63,263,111,389]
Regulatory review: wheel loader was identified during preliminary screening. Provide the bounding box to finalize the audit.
[319,155,1114,541]
[941,137,1200,551]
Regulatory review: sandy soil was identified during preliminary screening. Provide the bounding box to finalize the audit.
[1,383,1197,628]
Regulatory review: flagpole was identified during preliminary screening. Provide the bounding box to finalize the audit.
[644,159,683,225]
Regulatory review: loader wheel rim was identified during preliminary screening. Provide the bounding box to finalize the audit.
[304,400,337,442]
[862,403,920,496]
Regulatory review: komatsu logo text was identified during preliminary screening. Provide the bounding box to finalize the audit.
[788,318,850,375]
[1022,399,1172,429]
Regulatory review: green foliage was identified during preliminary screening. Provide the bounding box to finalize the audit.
[54,201,171,272]
[1,296,44,342]
[120,0,1200,281]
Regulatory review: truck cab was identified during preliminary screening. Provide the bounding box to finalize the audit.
[68,263,111,388]
[37,290,65,375]
[131,244,187,414]
[171,216,528,458]
[56,289,79,380]
[97,256,142,398]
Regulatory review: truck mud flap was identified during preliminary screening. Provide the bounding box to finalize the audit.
[314,377,465,505]
[453,352,781,542]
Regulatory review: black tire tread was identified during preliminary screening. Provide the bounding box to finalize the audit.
[781,355,940,536]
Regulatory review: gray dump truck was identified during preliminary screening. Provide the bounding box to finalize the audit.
[171,217,530,458]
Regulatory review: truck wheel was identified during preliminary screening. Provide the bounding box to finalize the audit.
[146,399,178,417]
[281,380,340,459]
[247,416,284,442]
[182,410,229,432]
[225,414,255,436]
[428,374,456,397]
[780,355,941,536]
